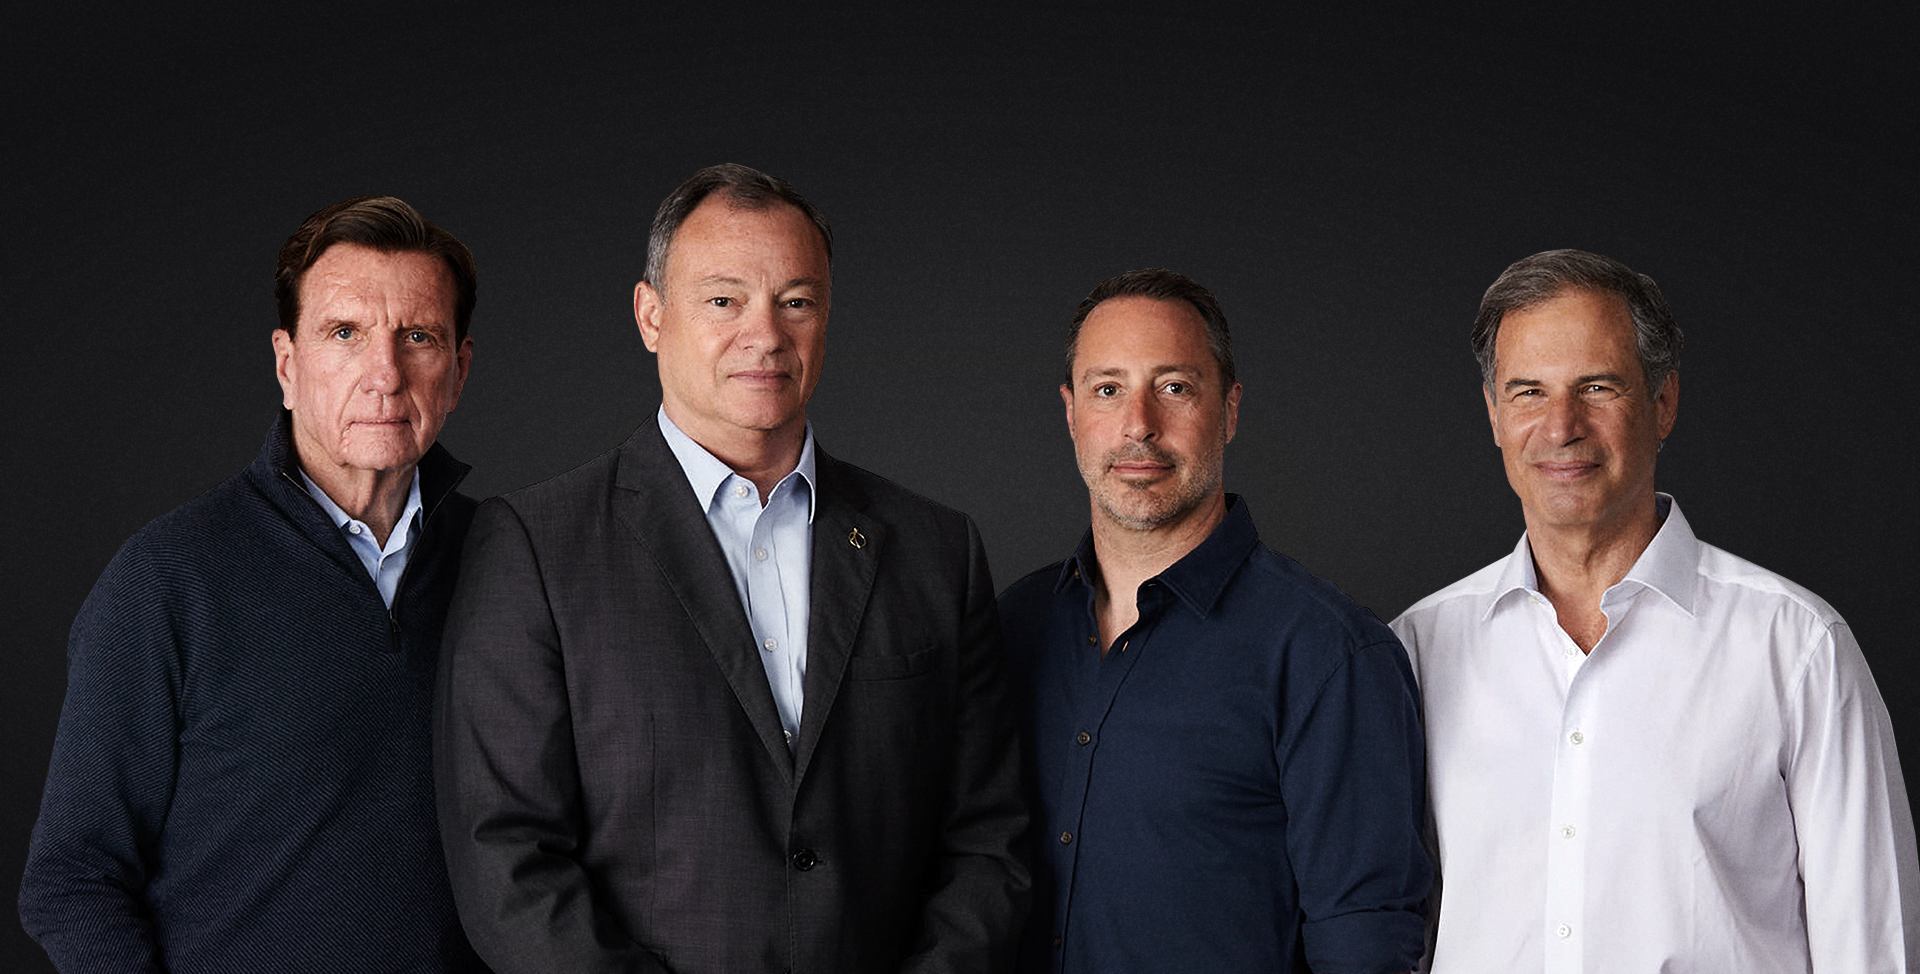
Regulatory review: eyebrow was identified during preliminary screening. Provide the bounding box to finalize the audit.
[1079,364,1206,382]
[688,274,827,291]
[1502,371,1631,393]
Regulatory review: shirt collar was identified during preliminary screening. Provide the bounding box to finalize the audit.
[1486,492,1699,620]
[1056,494,1262,619]
[657,406,817,522]
[297,467,423,555]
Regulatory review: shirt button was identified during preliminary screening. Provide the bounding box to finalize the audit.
[347,522,363,536]
[734,483,751,498]
[1561,825,1576,838]
[782,730,792,744]
[764,637,778,651]
[789,848,817,871]
[1556,923,1572,938]
[1076,731,1092,746]
[1569,731,1584,745]
[1058,831,1073,844]
[754,547,768,561]
[1564,645,1578,658]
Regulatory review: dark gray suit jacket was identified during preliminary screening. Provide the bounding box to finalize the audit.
[435,420,1029,974]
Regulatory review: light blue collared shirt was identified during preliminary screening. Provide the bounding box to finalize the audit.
[299,469,424,609]
[657,407,816,748]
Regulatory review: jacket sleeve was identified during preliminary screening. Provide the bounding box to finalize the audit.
[434,497,670,974]
[898,516,1032,974]
[1787,621,1920,973]
[19,538,177,973]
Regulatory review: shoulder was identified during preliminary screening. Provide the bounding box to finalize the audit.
[998,559,1071,620]
[1234,543,1399,654]
[1389,556,1511,646]
[820,453,978,543]
[1693,540,1846,630]
[488,440,627,525]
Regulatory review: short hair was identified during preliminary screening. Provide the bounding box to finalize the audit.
[643,163,834,292]
[275,195,477,341]
[1065,268,1236,391]
[1471,249,1682,396]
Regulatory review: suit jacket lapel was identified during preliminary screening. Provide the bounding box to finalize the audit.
[793,449,882,784]
[611,421,794,783]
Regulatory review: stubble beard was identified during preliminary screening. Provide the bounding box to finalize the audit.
[1083,435,1226,533]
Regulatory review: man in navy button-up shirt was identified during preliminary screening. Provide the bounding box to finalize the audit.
[998,268,1430,974]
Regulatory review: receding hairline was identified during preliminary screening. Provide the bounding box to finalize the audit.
[652,196,832,294]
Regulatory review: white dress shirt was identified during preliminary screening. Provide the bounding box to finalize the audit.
[299,468,423,608]
[1392,494,1919,974]
[658,407,816,748]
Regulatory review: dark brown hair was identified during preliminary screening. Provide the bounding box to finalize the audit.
[1066,268,1235,391]
[275,195,477,341]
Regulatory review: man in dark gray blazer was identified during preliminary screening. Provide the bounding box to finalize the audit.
[435,163,1029,974]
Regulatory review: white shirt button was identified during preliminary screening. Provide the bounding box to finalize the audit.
[763,637,778,651]
[755,547,768,561]
[1561,825,1576,838]
[734,483,751,498]
[1556,923,1572,938]
[782,729,792,743]
[1569,730,1584,745]
[347,522,363,536]
[1564,644,1579,658]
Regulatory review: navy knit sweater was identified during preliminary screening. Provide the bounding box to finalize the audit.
[20,413,488,973]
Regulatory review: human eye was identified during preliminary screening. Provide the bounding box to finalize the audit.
[1162,380,1192,396]
[1092,382,1120,398]
[708,296,734,308]
[404,329,432,345]
[330,324,356,341]
[783,296,815,309]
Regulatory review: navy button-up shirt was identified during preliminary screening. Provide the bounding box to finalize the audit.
[999,497,1430,974]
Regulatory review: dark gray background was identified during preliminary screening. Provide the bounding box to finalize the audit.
[4,3,1913,968]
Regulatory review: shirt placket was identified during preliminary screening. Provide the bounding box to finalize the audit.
[1052,591,1159,974]
[1537,596,1590,974]
[732,479,800,747]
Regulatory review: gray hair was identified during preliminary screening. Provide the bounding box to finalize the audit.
[643,163,833,292]
[1471,249,1683,397]
[1066,268,1236,392]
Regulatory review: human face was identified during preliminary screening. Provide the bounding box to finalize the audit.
[1484,288,1678,538]
[635,198,830,447]
[272,243,471,483]
[1063,296,1241,532]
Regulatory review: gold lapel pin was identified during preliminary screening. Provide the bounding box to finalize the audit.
[847,527,867,549]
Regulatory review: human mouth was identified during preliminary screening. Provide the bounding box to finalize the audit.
[1533,459,1601,480]
[1107,447,1177,480]
[730,369,791,387]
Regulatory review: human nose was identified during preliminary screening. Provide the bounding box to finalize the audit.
[362,333,402,394]
[1543,393,1587,444]
[1122,390,1159,442]
[735,300,788,352]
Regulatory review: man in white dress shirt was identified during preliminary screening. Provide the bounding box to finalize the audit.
[1391,248,1919,973]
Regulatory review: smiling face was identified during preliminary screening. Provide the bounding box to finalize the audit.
[1485,287,1678,539]
[272,242,471,484]
[1063,295,1241,533]
[635,196,830,451]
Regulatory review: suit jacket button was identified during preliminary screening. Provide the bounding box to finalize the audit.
[790,848,817,871]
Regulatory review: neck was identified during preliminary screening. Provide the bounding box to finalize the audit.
[298,455,415,547]
[1085,490,1228,653]
[664,403,807,502]
[1523,495,1662,652]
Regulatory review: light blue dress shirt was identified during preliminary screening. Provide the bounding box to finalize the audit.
[299,469,424,609]
[657,407,816,748]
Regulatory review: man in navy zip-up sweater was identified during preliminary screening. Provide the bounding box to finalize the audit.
[20,196,488,973]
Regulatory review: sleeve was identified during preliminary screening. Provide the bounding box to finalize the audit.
[1785,620,1920,973]
[897,516,1033,974]
[18,539,178,973]
[433,498,670,974]
[1386,613,1444,974]
[1279,637,1432,974]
